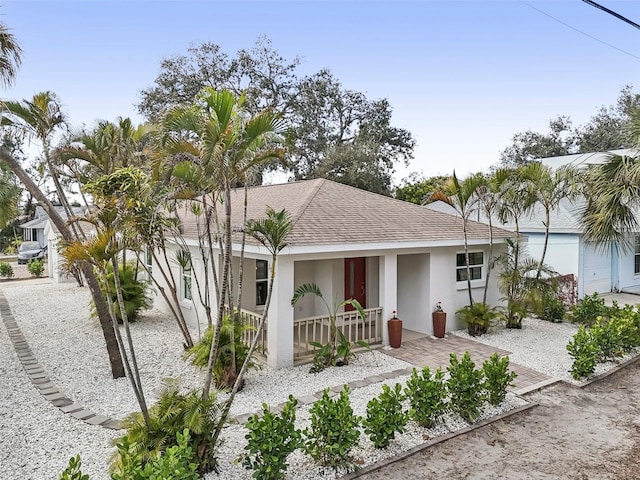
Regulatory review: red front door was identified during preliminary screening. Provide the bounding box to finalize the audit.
[344,257,366,310]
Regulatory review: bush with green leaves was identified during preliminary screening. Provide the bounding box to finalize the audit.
[566,325,599,380]
[482,353,517,406]
[539,291,565,323]
[96,261,152,323]
[303,386,361,471]
[447,352,484,422]
[456,302,498,337]
[27,258,45,277]
[610,307,640,353]
[185,314,255,389]
[111,429,200,480]
[404,366,448,428]
[363,383,409,449]
[112,386,220,475]
[570,293,609,326]
[0,261,13,278]
[243,395,302,480]
[59,455,89,480]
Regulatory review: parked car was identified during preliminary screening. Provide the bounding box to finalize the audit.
[17,241,46,264]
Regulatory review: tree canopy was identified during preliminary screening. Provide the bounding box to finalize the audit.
[137,37,414,195]
[498,86,640,169]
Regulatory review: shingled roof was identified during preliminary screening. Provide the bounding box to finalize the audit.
[178,178,512,247]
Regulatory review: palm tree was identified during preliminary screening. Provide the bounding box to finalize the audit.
[0,23,22,87]
[211,207,292,446]
[0,95,126,378]
[291,283,366,369]
[429,171,486,305]
[521,162,579,278]
[474,173,500,304]
[159,88,285,398]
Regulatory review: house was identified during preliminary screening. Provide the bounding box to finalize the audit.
[154,179,512,369]
[38,206,89,283]
[427,148,640,299]
[19,205,86,247]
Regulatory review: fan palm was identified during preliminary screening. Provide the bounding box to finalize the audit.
[0,23,22,87]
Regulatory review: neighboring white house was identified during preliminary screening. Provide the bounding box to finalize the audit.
[153,178,512,369]
[40,206,90,283]
[19,206,86,247]
[427,148,640,299]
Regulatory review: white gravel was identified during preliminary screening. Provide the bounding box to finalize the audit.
[452,317,640,383]
[1,281,529,479]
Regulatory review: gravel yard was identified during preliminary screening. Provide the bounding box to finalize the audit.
[7,280,632,479]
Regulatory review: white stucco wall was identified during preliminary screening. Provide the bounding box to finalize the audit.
[397,253,430,334]
[525,232,580,277]
[428,244,506,332]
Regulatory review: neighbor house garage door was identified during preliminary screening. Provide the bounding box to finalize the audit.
[582,242,611,295]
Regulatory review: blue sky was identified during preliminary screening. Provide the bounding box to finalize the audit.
[2,0,639,183]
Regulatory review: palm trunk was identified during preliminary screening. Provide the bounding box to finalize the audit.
[537,207,551,279]
[463,218,473,305]
[203,186,232,398]
[231,184,249,378]
[0,148,125,378]
[142,251,193,348]
[483,215,493,305]
[211,253,277,448]
[111,255,149,424]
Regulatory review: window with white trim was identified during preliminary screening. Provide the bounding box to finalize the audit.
[256,259,268,306]
[456,252,484,281]
[182,261,192,301]
[635,236,640,275]
[144,246,153,274]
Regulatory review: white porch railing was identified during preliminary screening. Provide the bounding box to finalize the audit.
[293,307,383,359]
[225,307,267,356]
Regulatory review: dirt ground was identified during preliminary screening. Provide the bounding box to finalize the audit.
[362,362,640,480]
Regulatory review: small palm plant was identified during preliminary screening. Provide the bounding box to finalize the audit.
[291,283,368,372]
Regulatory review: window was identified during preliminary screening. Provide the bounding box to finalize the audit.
[182,261,192,301]
[145,246,153,274]
[256,259,268,306]
[635,236,640,275]
[456,252,484,281]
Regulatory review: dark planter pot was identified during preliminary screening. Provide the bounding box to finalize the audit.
[432,311,447,338]
[388,318,403,348]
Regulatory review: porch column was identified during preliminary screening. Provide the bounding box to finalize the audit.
[267,255,295,369]
[379,253,398,346]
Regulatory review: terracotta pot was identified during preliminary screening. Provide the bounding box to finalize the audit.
[432,311,446,338]
[388,318,403,348]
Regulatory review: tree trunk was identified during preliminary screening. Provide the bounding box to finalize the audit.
[0,147,125,378]
[537,207,551,279]
[463,218,474,305]
[483,215,494,305]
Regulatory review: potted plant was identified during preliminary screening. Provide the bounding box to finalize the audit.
[432,301,446,338]
[387,310,402,348]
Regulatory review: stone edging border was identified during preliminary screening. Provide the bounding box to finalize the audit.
[562,352,640,389]
[0,291,121,430]
[339,402,538,479]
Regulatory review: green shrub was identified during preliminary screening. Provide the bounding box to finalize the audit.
[456,302,498,337]
[0,261,14,278]
[97,262,152,323]
[112,387,220,475]
[611,307,640,353]
[447,352,484,422]
[111,429,200,480]
[482,353,517,406]
[59,455,89,480]
[590,318,619,361]
[570,293,608,326]
[539,292,565,323]
[404,367,448,428]
[363,383,408,449]
[27,258,45,277]
[303,386,361,471]
[184,314,255,389]
[566,325,599,380]
[243,395,301,480]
